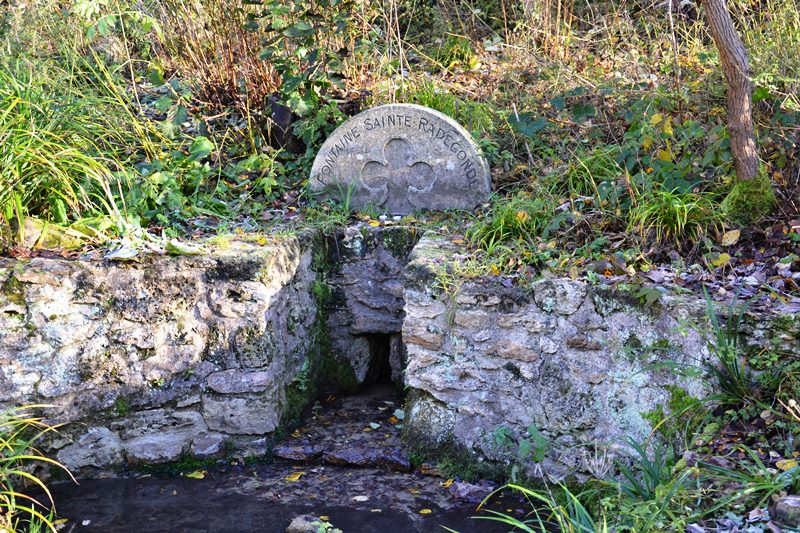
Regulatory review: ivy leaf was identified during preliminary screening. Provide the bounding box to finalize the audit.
[753,86,772,103]
[493,426,514,447]
[550,96,566,110]
[517,438,532,461]
[527,423,548,462]
[171,104,188,126]
[271,17,288,30]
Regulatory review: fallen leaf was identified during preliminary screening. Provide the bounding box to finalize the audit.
[721,229,741,246]
[776,459,798,471]
[568,266,579,280]
[748,507,769,522]
[284,471,305,482]
[388,416,399,424]
[353,495,370,502]
[319,516,330,521]
[185,470,206,479]
[407,488,420,495]
[419,509,432,515]
[368,220,381,227]
[442,478,454,488]
[166,239,204,256]
[369,422,381,430]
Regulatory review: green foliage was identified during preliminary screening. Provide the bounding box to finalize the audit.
[0,62,123,242]
[399,79,494,136]
[559,146,629,204]
[0,405,72,533]
[255,0,361,117]
[720,169,776,225]
[619,109,732,195]
[432,34,479,71]
[703,292,780,410]
[493,424,549,482]
[615,438,680,503]
[642,385,705,446]
[627,188,722,248]
[113,396,130,417]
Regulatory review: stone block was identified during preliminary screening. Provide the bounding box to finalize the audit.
[207,370,274,394]
[202,395,280,435]
[57,427,123,469]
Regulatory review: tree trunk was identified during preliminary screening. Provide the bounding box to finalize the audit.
[702,0,759,181]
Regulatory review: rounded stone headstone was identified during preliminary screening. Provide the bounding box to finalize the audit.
[309,103,491,214]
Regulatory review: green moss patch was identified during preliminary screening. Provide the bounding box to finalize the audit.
[721,170,776,225]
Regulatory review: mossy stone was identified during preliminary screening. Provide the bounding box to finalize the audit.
[721,169,775,225]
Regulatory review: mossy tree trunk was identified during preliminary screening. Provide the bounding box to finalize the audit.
[702,0,759,181]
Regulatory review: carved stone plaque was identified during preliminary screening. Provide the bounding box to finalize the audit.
[309,104,491,214]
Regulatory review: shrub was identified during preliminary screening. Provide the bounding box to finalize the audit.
[154,0,280,114]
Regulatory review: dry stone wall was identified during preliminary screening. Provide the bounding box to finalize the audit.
[0,238,317,471]
[2,227,796,481]
[401,233,800,481]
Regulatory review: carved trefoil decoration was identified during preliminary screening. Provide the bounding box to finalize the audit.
[360,138,436,212]
[309,103,491,214]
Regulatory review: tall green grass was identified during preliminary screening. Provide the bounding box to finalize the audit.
[0,405,73,533]
[627,188,723,248]
[0,62,124,243]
